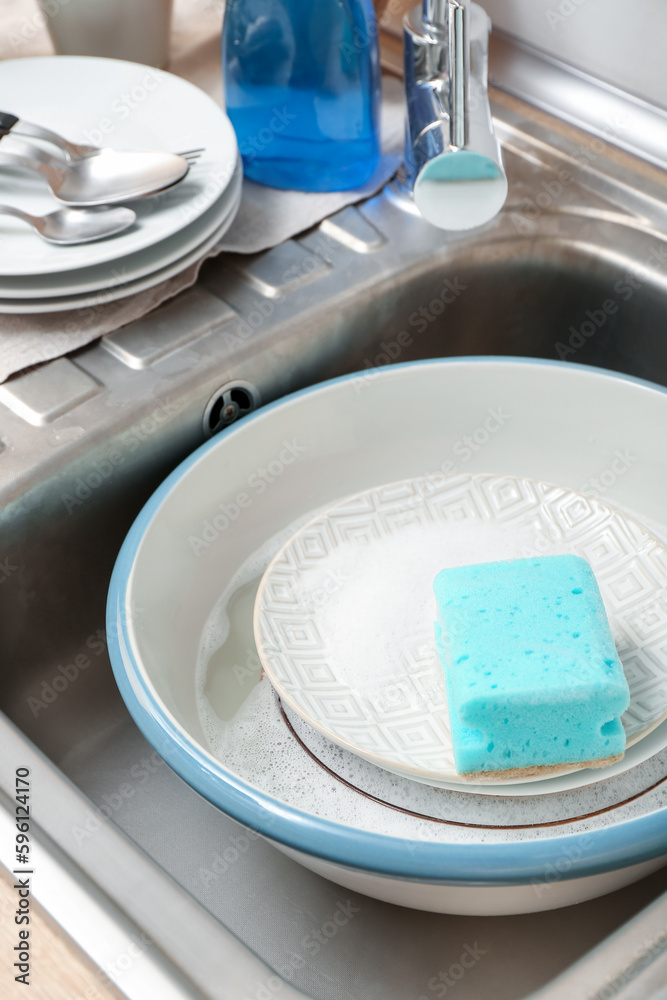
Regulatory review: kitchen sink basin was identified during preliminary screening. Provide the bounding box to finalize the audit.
[2,83,667,1000]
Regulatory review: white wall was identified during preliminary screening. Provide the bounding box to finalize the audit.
[482,0,667,111]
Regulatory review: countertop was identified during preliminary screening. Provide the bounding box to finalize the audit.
[0,863,119,1000]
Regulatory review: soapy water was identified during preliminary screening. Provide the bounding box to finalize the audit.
[195,507,667,843]
[285,518,541,704]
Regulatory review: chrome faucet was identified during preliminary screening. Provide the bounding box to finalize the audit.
[402,0,508,230]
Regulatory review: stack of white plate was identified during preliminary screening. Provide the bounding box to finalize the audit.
[0,57,241,314]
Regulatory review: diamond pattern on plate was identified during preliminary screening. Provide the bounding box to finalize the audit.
[255,473,667,785]
[337,725,395,754]
[329,515,383,547]
[274,617,324,650]
[386,716,445,752]
[291,657,338,688]
[414,672,447,708]
[401,633,438,674]
[425,484,489,524]
[547,492,606,535]
[314,692,368,723]
[294,523,335,564]
[617,592,667,644]
[263,575,299,611]
[647,545,667,579]
[602,561,661,610]
[375,482,422,505]
[483,477,540,517]
[381,502,433,535]
[578,522,636,571]
[372,681,417,717]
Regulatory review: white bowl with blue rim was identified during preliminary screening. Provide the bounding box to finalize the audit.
[107,358,667,915]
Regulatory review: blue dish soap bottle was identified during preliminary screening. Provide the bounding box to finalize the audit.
[223,0,381,192]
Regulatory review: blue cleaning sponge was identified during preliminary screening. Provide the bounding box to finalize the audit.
[433,555,631,776]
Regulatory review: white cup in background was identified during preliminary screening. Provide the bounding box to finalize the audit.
[37,0,174,69]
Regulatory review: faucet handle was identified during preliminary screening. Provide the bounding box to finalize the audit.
[403,1,508,231]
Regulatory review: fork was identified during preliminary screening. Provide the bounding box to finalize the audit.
[0,111,204,164]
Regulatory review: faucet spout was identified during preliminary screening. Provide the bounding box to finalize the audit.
[447,0,467,150]
[403,1,507,231]
[423,0,448,32]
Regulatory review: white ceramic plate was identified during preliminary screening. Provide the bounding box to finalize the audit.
[0,163,241,314]
[254,474,667,787]
[0,155,242,298]
[0,56,237,277]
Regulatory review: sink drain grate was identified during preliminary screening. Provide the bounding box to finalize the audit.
[203,381,261,438]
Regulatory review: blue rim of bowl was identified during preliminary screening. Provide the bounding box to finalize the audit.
[107,357,667,887]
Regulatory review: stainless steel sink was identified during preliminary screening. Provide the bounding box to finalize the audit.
[2,70,667,1000]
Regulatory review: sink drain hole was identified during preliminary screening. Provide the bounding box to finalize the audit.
[204,381,260,438]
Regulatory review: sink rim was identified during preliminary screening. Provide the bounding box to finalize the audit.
[106,355,667,887]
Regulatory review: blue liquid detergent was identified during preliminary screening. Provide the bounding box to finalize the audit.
[223,0,381,191]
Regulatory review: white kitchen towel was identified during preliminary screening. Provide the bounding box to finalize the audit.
[0,0,404,382]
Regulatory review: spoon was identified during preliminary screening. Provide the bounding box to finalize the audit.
[0,137,189,206]
[0,203,136,244]
[0,110,204,164]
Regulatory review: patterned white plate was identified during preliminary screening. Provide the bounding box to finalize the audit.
[254,474,667,787]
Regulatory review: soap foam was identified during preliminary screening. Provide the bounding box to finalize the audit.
[288,519,531,703]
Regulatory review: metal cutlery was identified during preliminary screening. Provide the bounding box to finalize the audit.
[0,111,203,164]
[0,137,190,206]
[0,202,136,243]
